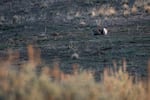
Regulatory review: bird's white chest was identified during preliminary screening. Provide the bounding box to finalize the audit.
[103,28,108,35]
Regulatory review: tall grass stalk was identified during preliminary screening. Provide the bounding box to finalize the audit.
[0,45,149,100]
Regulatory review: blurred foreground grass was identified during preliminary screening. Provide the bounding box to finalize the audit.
[0,45,150,100]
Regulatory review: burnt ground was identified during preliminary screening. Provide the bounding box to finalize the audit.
[0,0,150,78]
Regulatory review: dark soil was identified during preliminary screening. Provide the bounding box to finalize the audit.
[0,0,150,78]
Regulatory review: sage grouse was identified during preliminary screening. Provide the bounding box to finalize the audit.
[93,27,108,35]
[71,53,79,59]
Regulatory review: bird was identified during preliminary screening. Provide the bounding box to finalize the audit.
[103,28,108,35]
[71,53,79,59]
[93,27,108,35]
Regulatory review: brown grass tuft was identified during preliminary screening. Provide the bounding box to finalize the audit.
[98,6,116,16]
[27,45,41,68]
[131,6,138,14]
[90,6,116,17]
[144,5,150,14]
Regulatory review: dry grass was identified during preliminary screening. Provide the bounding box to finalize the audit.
[144,5,150,14]
[90,5,116,17]
[131,6,138,14]
[133,0,150,14]
[89,0,150,17]
[122,10,130,16]
[0,45,150,100]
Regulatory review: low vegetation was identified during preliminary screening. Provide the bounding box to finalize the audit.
[0,0,149,100]
[0,45,149,100]
[0,0,149,26]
